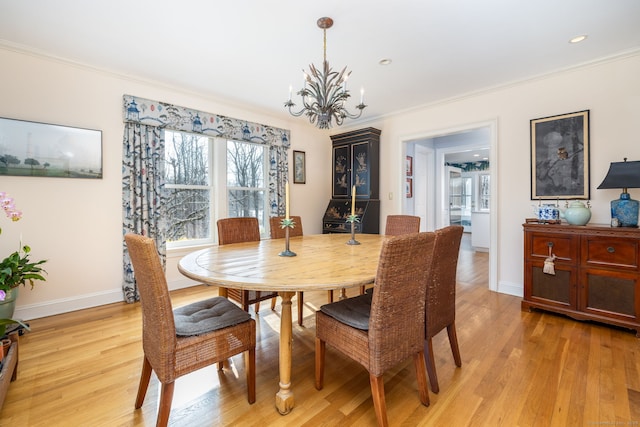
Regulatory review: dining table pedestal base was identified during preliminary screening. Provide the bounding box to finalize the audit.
[275,291,295,414]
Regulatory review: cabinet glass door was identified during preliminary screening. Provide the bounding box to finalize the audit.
[352,142,370,197]
[333,144,349,198]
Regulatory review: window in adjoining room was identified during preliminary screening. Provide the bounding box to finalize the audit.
[479,173,490,211]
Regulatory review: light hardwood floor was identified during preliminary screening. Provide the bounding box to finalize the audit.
[1,234,639,426]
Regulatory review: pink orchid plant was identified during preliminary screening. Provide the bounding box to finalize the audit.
[0,192,47,335]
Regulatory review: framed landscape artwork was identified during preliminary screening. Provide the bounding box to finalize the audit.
[0,117,102,179]
[530,110,590,199]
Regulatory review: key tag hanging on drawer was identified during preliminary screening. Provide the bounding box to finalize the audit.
[543,246,556,275]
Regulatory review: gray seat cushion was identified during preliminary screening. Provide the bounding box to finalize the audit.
[174,296,251,336]
[319,292,373,330]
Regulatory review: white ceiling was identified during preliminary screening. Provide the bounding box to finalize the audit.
[1,1,640,129]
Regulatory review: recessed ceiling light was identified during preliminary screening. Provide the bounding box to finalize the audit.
[569,35,588,44]
[379,58,392,66]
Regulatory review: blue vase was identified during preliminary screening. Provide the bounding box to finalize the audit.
[611,192,639,227]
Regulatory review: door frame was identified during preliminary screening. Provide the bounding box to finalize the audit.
[402,119,498,291]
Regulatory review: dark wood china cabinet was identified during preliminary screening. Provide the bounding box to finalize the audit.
[323,128,381,234]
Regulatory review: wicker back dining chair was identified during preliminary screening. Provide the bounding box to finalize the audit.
[125,233,256,427]
[269,216,303,239]
[424,225,464,393]
[384,214,421,235]
[336,214,421,299]
[269,216,306,326]
[217,217,278,312]
[315,232,436,427]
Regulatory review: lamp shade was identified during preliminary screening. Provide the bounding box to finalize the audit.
[597,159,640,189]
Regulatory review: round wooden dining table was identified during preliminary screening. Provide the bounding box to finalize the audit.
[178,233,386,415]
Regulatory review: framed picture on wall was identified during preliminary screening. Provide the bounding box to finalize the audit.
[0,116,102,179]
[406,155,413,176]
[406,178,413,198]
[530,110,590,199]
[293,150,306,184]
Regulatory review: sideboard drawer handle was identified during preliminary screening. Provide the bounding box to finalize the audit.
[607,246,615,253]
[547,242,554,247]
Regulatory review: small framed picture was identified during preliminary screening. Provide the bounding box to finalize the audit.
[293,150,306,184]
[406,178,413,198]
[406,155,413,176]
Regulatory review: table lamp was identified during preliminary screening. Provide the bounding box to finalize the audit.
[597,158,640,227]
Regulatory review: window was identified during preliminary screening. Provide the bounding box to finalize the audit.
[164,131,269,247]
[164,131,212,247]
[226,140,268,235]
[479,173,490,211]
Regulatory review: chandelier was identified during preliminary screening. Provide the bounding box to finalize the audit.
[284,17,367,129]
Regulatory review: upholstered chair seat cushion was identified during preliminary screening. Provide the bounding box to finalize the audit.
[174,296,252,336]
[319,293,372,330]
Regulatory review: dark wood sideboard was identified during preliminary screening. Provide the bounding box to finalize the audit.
[522,223,640,336]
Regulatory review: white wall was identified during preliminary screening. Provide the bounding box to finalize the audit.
[338,52,640,296]
[2,45,639,319]
[0,47,330,320]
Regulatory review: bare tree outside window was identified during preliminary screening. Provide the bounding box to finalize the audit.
[164,134,268,246]
[226,140,267,231]
[164,131,211,244]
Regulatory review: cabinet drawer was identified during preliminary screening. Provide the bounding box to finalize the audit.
[582,237,639,270]
[528,233,577,262]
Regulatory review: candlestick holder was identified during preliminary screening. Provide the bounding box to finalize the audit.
[346,214,360,245]
[279,218,297,257]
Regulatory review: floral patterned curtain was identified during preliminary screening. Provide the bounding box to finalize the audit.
[122,123,166,303]
[269,144,289,216]
[121,95,291,302]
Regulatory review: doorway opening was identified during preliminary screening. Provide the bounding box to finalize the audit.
[402,120,497,291]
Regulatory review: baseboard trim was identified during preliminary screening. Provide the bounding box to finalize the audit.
[15,277,201,320]
[15,290,124,321]
[497,281,523,298]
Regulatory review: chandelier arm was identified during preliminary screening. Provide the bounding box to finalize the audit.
[339,107,366,120]
[283,100,307,117]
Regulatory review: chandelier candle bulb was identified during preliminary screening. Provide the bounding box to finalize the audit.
[360,88,364,104]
